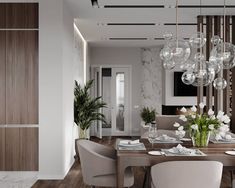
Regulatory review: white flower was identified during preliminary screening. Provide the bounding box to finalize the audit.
[173,122,180,128]
[191,115,196,119]
[209,124,214,130]
[208,108,214,116]
[215,134,222,141]
[199,102,205,109]
[179,115,187,122]
[191,124,198,130]
[180,107,187,113]
[216,114,223,122]
[178,126,184,131]
[223,115,230,124]
[218,110,224,116]
[191,105,197,112]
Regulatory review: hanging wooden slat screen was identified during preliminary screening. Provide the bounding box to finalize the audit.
[197,16,235,132]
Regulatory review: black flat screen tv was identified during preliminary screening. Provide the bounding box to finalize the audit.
[174,72,207,96]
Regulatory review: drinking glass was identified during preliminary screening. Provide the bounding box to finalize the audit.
[148,122,158,148]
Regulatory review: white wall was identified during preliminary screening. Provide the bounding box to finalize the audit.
[39,0,65,179]
[90,47,142,135]
[62,0,76,178]
[0,0,88,181]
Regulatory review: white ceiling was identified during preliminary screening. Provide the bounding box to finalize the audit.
[67,0,235,47]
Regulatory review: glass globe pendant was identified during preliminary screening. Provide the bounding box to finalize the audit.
[189,32,207,49]
[181,71,196,85]
[166,39,191,64]
[213,78,227,90]
[213,42,235,69]
[163,60,176,70]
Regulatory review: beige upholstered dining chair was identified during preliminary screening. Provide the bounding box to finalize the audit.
[156,115,186,130]
[151,161,223,188]
[77,139,134,188]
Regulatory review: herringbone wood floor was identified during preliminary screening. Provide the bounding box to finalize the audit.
[32,137,232,188]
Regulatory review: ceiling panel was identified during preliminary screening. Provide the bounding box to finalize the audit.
[68,0,235,47]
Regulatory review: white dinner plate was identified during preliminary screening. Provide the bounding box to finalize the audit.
[225,151,235,156]
[148,151,162,156]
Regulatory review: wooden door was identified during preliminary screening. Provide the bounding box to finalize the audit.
[5,128,38,171]
[6,30,38,124]
[6,3,38,29]
[0,31,6,124]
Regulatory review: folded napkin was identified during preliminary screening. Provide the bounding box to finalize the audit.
[119,139,140,145]
[157,134,176,141]
[168,144,196,155]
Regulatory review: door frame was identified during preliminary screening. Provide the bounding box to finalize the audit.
[90,64,132,136]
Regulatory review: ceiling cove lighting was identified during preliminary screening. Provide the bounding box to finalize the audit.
[160,0,235,90]
[91,0,99,8]
[74,23,87,83]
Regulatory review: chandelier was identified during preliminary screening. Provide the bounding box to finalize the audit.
[160,0,235,90]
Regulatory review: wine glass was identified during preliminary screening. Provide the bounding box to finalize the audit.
[148,122,158,148]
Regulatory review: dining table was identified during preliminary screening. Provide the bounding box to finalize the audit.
[116,138,235,188]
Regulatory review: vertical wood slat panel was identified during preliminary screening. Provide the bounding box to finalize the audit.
[197,16,204,114]
[213,16,221,114]
[5,128,38,171]
[223,16,231,115]
[6,31,38,124]
[6,3,38,29]
[0,31,6,124]
[232,16,235,133]
[206,16,213,111]
[0,128,5,170]
[0,4,6,28]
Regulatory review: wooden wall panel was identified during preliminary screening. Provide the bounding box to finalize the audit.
[5,128,38,171]
[197,16,204,114]
[5,128,20,171]
[6,3,38,29]
[0,4,6,28]
[213,16,221,114]
[19,128,38,171]
[6,31,38,124]
[0,128,5,171]
[0,31,6,124]
[206,16,213,111]
[232,16,235,133]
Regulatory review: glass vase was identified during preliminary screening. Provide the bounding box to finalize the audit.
[191,131,210,147]
[79,127,88,139]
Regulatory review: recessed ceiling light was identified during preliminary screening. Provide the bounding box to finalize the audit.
[91,0,99,8]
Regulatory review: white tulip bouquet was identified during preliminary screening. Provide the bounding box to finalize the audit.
[173,102,231,147]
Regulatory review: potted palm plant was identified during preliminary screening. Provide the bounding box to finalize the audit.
[74,80,107,139]
[140,107,156,126]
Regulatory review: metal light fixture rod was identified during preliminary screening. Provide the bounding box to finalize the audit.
[176,0,179,47]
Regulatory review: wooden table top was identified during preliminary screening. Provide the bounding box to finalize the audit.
[117,139,235,160]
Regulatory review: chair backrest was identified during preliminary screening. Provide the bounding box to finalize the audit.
[156,115,185,130]
[76,140,116,185]
[151,161,223,188]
